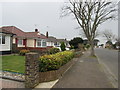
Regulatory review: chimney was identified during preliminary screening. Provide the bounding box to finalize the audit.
[35,29,38,32]
[46,31,48,38]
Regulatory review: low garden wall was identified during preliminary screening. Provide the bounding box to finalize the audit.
[25,50,82,88]
[39,58,77,83]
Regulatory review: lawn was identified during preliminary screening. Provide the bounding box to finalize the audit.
[1,55,25,74]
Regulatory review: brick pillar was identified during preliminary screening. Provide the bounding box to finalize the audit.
[25,53,40,88]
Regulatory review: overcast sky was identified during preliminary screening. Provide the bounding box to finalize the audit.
[0,0,119,44]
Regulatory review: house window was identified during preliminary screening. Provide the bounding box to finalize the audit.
[36,39,46,47]
[18,39,23,45]
[37,40,41,47]
[54,42,60,47]
[2,35,5,44]
[54,42,57,46]
[0,36,1,44]
[42,40,46,47]
[0,35,5,44]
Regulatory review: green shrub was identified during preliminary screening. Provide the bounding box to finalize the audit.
[112,44,116,49]
[70,45,74,49]
[48,48,60,54]
[85,44,90,49]
[39,51,74,72]
[19,49,30,56]
[60,42,66,51]
[74,51,83,58]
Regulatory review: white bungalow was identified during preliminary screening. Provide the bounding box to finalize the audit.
[0,28,15,54]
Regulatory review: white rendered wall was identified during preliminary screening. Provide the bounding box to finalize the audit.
[0,35,11,51]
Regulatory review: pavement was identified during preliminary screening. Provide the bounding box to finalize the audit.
[51,50,114,88]
[35,79,59,88]
[1,78,24,88]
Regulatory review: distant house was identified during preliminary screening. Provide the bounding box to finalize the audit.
[0,28,15,54]
[1,26,51,51]
[105,41,113,48]
[83,39,99,46]
[47,36,70,50]
[115,41,120,49]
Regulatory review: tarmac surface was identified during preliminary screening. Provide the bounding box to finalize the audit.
[52,51,113,88]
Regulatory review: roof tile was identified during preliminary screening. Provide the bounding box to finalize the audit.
[1,26,47,39]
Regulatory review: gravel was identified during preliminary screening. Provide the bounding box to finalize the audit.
[0,71,25,82]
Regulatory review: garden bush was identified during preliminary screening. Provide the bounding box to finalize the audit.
[48,48,60,54]
[70,45,74,49]
[84,44,90,49]
[19,49,30,56]
[60,42,66,51]
[39,51,74,72]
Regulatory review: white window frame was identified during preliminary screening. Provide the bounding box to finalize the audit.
[18,39,23,45]
[54,42,57,46]
[0,35,6,45]
[36,40,41,47]
[36,39,46,47]
[54,42,59,46]
[42,39,46,47]
[0,36,1,45]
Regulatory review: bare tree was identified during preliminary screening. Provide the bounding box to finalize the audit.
[61,0,117,56]
[103,30,115,42]
[115,37,120,45]
[115,37,120,42]
[115,37,120,49]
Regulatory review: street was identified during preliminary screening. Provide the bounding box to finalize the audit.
[95,48,118,80]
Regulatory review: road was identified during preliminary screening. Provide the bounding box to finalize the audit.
[95,48,118,80]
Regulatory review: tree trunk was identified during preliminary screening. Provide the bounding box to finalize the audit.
[90,40,95,56]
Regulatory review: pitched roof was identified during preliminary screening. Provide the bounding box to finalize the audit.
[47,36,57,42]
[0,28,15,35]
[1,26,47,39]
[2,26,25,37]
[47,36,69,43]
[84,39,99,42]
[57,39,69,43]
[25,32,47,39]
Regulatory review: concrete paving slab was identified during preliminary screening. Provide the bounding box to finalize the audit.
[35,79,59,88]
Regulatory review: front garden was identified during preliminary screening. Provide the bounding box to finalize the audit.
[1,46,84,86]
[1,48,77,74]
[1,55,25,74]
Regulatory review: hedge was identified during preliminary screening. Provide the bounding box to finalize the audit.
[39,51,74,72]
[48,48,60,54]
